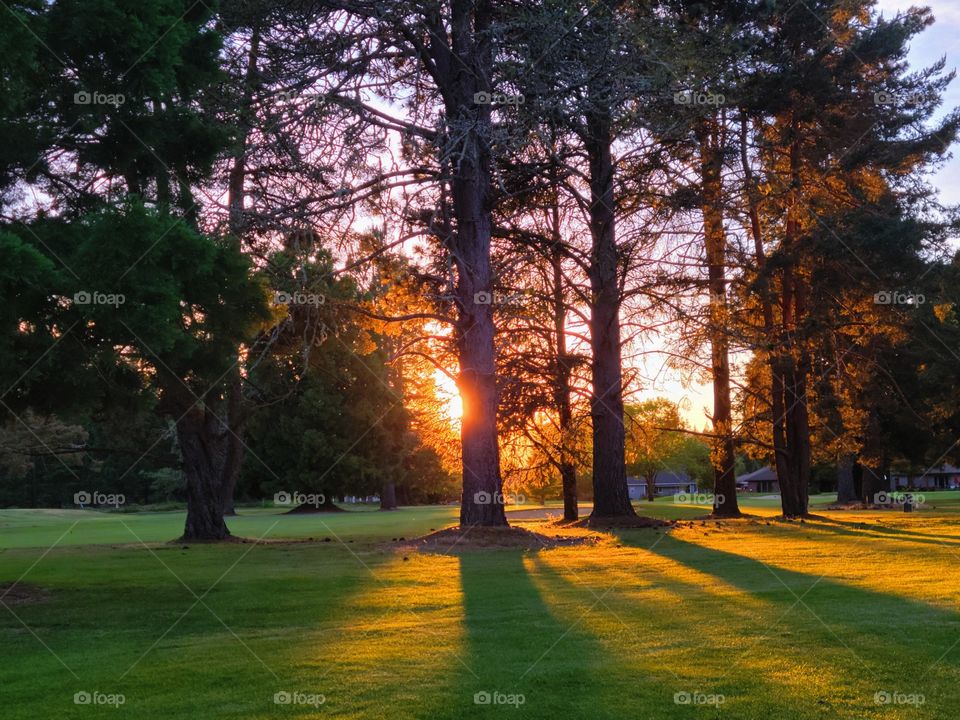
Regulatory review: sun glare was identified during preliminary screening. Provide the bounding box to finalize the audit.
[434,370,463,423]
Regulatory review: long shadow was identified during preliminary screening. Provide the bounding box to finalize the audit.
[0,540,399,718]
[433,550,628,719]
[806,516,960,550]
[627,532,960,696]
[524,550,842,716]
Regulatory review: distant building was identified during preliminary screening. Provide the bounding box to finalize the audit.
[627,471,698,499]
[890,464,960,490]
[736,466,779,493]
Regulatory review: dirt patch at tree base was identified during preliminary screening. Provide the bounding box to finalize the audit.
[572,514,672,530]
[0,582,49,606]
[410,525,600,552]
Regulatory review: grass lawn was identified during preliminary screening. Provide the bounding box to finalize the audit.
[2,494,960,718]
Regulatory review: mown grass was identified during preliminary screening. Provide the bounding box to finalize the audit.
[2,495,959,718]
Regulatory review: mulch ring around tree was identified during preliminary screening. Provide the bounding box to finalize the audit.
[570,514,673,530]
[407,525,602,552]
[0,582,49,606]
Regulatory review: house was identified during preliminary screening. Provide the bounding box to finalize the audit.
[890,464,960,490]
[627,471,698,499]
[736,466,779,493]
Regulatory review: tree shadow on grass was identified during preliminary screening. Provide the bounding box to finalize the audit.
[803,516,960,551]
[618,531,960,716]
[438,550,632,719]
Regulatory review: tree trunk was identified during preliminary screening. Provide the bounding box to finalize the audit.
[177,404,231,541]
[836,453,858,503]
[697,118,741,518]
[644,465,657,502]
[550,195,578,522]
[584,109,633,519]
[219,29,261,517]
[444,0,506,528]
[740,116,792,515]
[381,481,398,510]
[861,464,885,505]
[220,371,244,516]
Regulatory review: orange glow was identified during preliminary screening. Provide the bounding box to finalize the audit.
[433,370,463,425]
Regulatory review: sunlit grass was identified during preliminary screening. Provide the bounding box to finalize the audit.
[2,500,960,718]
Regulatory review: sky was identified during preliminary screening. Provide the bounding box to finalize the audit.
[660,0,960,428]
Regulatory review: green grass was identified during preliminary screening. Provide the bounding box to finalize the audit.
[2,497,960,718]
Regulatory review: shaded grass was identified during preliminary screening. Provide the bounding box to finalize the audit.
[2,503,960,718]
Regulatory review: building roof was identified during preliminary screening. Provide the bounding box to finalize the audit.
[736,466,777,483]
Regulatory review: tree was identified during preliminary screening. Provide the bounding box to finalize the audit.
[626,398,695,501]
[735,0,959,516]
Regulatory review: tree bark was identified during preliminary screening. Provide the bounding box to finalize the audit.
[219,28,261,517]
[697,118,741,518]
[550,194,578,521]
[836,453,857,503]
[778,129,811,518]
[176,403,231,541]
[584,107,633,519]
[740,117,792,513]
[442,0,506,528]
